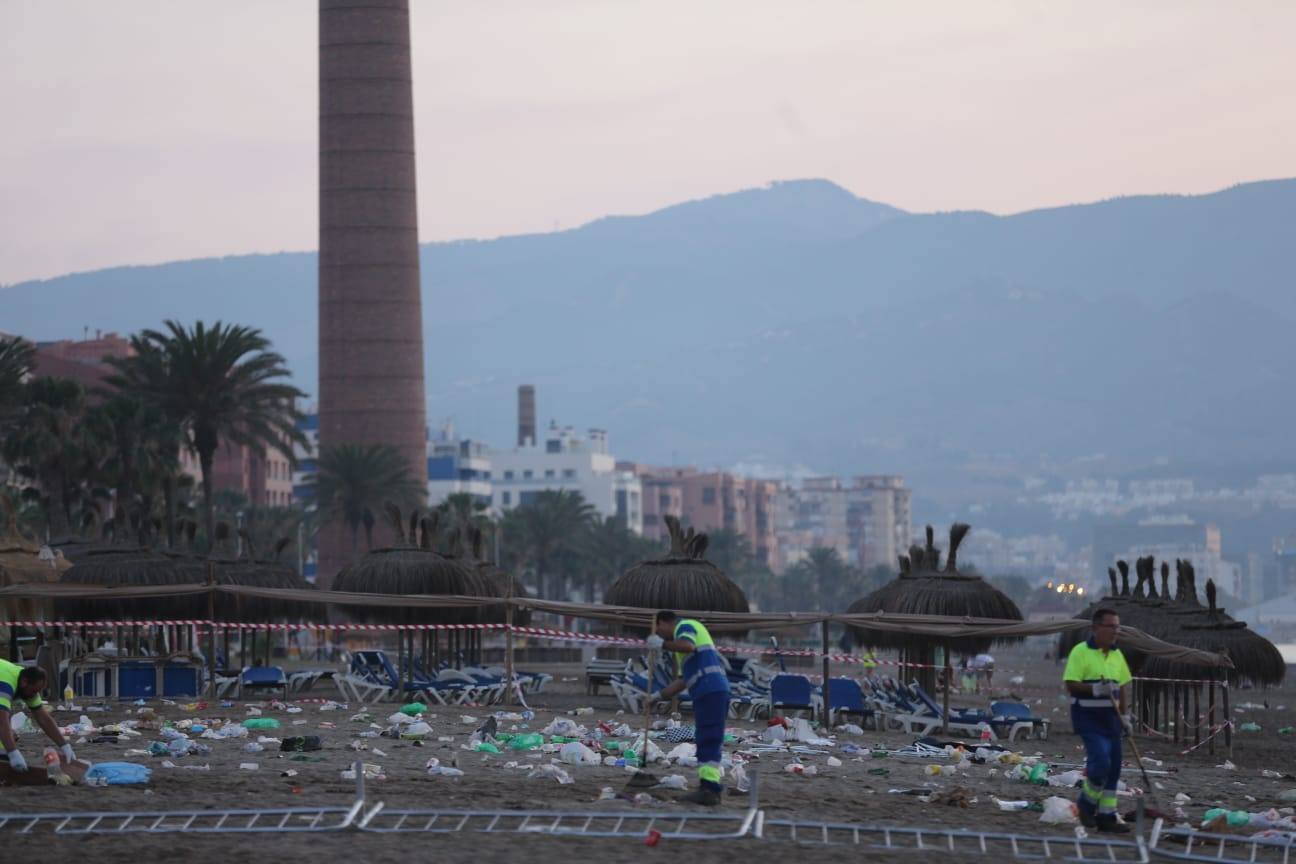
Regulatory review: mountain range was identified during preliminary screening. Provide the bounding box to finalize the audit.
[6,177,1296,519]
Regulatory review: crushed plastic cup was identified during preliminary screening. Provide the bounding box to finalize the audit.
[656,774,687,789]
[599,786,617,800]
[238,763,260,771]
[731,763,751,792]
[827,756,843,768]
[528,764,574,785]
[243,742,265,753]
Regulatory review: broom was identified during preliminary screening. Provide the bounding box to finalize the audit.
[1112,693,1164,816]
[625,648,660,789]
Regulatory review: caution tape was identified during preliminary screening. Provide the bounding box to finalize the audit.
[1177,721,1234,756]
[0,618,1235,687]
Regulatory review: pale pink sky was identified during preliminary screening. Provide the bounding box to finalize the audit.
[2,0,1293,284]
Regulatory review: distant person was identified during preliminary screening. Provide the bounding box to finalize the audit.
[1,660,76,774]
[1063,608,1132,833]
[972,653,995,692]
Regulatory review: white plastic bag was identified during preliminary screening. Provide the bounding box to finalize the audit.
[666,743,697,762]
[762,725,787,743]
[400,721,433,740]
[542,718,584,737]
[731,763,751,792]
[558,742,600,766]
[656,774,687,789]
[1040,796,1079,825]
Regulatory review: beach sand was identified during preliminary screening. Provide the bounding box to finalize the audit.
[2,644,1292,860]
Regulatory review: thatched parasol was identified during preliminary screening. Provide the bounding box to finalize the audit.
[1057,559,1165,670]
[847,524,1022,656]
[460,525,531,627]
[604,515,750,632]
[57,512,196,620]
[1,497,71,627]
[216,529,318,622]
[1141,570,1285,687]
[330,506,490,625]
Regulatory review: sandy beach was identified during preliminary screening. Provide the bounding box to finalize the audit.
[2,643,1293,861]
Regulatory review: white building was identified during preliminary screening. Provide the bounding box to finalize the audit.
[490,422,643,533]
[426,421,492,507]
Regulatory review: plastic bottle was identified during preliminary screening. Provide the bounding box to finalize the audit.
[63,685,75,703]
[44,748,72,786]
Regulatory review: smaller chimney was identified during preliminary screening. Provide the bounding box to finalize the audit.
[517,385,536,447]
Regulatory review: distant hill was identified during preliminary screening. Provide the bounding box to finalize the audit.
[6,177,1296,515]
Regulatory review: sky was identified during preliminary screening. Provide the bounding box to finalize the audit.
[2,0,1294,285]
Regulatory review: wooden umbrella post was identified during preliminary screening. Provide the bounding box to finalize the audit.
[820,620,832,729]
[1221,677,1232,758]
[206,564,217,697]
[1207,674,1217,756]
[504,584,516,707]
[397,624,406,704]
[941,641,952,735]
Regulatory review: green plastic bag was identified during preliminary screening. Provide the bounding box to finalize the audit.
[243,717,281,730]
[508,733,544,751]
[1028,763,1050,784]
[474,742,500,753]
[400,702,427,716]
[1239,722,1262,732]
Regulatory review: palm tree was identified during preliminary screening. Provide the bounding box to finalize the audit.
[436,492,491,537]
[0,334,35,419]
[106,321,305,547]
[87,393,181,534]
[1,376,94,538]
[311,443,423,559]
[503,489,596,599]
[579,515,657,604]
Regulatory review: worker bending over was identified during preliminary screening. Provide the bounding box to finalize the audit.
[1,660,75,774]
[647,610,730,806]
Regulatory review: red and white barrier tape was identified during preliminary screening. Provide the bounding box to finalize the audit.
[0,619,1233,686]
[1178,721,1234,756]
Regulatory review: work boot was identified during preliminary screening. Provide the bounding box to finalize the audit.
[1076,798,1097,829]
[678,786,722,807]
[1095,816,1130,834]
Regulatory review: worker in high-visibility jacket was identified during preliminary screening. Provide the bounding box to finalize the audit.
[1063,607,1133,833]
[647,610,731,806]
[1,660,76,774]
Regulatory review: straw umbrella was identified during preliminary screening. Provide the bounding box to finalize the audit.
[847,523,1023,699]
[1140,567,1284,750]
[1,497,72,659]
[331,506,492,681]
[605,515,750,631]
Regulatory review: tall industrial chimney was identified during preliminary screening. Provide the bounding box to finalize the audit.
[317,0,427,587]
[517,385,536,447]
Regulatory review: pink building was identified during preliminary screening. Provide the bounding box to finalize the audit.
[619,463,780,567]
